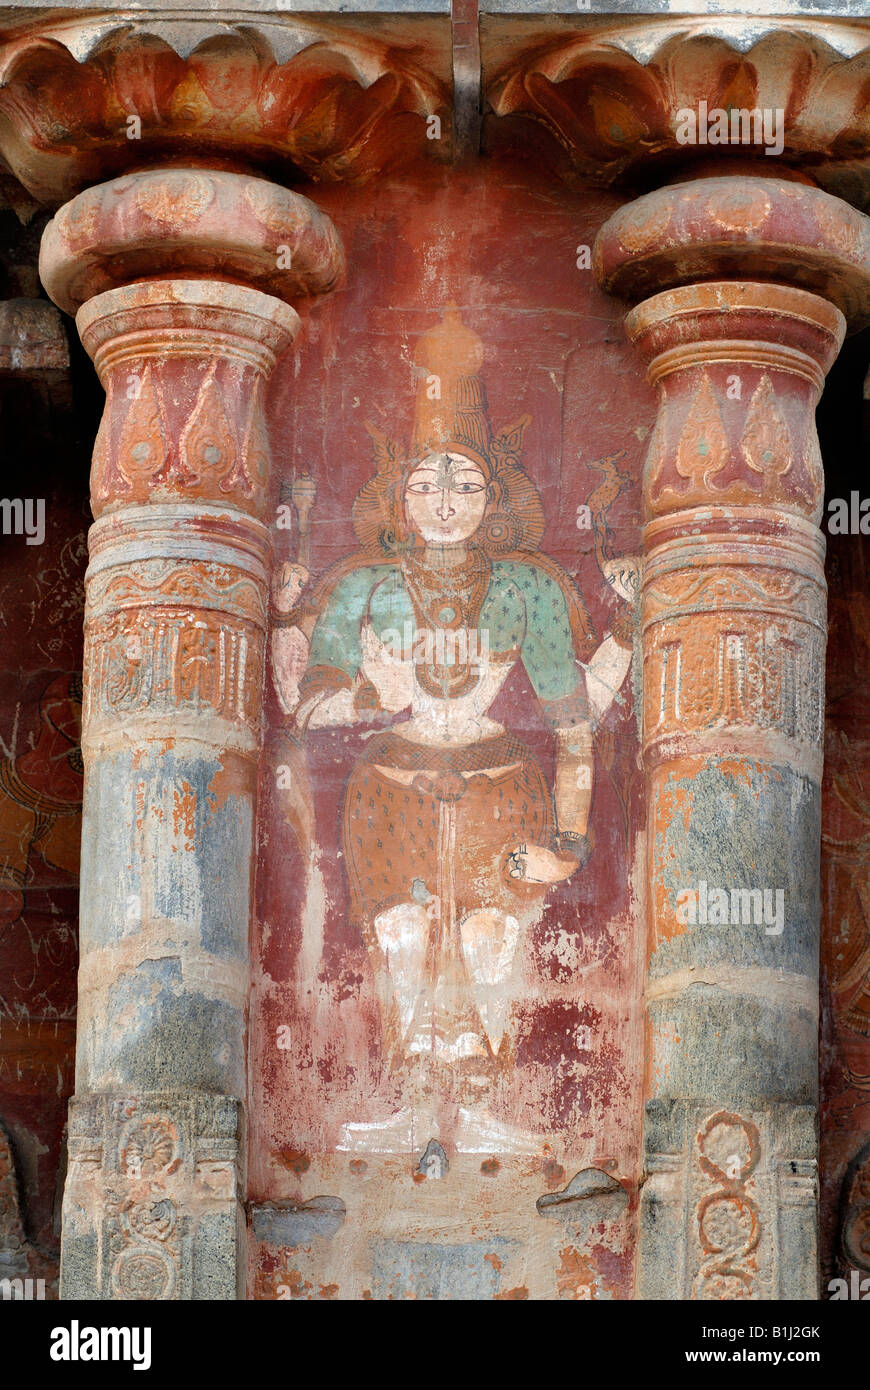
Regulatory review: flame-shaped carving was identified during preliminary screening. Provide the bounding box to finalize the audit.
[741,374,792,501]
[227,375,270,497]
[179,363,237,489]
[90,378,121,507]
[645,408,670,506]
[674,372,729,494]
[115,363,168,495]
[796,426,825,512]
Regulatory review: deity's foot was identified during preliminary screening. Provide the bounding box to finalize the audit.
[336,1104,439,1155]
[454,1105,543,1155]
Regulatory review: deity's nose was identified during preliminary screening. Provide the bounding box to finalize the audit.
[437,490,455,520]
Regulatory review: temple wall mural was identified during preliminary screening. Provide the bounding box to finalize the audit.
[0,0,869,1311]
[251,183,647,1294]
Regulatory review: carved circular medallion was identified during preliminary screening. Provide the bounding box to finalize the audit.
[61,192,101,249]
[693,1268,753,1301]
[697,1110,760,1185]
[125,1197,177,1243]
[244,178,297,234]
[814,197,862,256]
[111,1246,176,1301]
[618,196,672,254]
[697,1191,759,1258]
[707,185,772,234]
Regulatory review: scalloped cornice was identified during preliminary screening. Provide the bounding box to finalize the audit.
[5,12,870,207]
[484,15,870,208]
[0,12,452,202]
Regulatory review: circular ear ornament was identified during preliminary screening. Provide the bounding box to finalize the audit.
[478,509,521,554]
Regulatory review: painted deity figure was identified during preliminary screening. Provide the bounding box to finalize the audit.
[271,310,635,1152]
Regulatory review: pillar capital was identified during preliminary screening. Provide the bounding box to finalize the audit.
[0,16,451,203]
[594,175,870,328]
[484,16,870,209]
[39,167,343,317]
[624,280,844,531]
[38,166,342,527]
[74,281,299,523]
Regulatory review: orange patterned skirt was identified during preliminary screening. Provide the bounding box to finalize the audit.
[342,728,554,1074]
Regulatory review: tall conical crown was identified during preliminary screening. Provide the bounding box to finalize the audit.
[411,307,492,468]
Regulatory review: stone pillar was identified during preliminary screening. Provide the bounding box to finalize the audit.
[39,168,342,1300]
[595,176,870,1300]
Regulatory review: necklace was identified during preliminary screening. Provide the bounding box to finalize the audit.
[401,545,492,699]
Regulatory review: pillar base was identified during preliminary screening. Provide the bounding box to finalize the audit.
[638,1099,817,1301]
[60,1091,244,1301]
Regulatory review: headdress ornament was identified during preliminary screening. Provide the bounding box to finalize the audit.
[352,308,544,557]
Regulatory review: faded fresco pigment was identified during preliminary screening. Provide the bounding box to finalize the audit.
[253,243,646,1298]
[1,2,870,1302]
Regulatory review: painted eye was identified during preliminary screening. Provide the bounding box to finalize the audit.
[407,482,436,494]
[454,482,483,494]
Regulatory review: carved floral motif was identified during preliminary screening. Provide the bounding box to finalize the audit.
[65,1093,242,1300]
[692,1111,761,1300]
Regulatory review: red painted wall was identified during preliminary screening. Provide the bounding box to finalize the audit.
[0,425,88,1285]
[250,162,649,1296]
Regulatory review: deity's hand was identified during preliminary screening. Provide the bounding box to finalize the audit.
[602,555,642,605]
[359,623,414,714]
[270,561,310,717]
[272,561,309,614]
[505,844,580,885]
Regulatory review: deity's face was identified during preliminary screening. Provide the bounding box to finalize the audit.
[404,452,488,546]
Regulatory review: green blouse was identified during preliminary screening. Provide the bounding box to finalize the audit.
[306,558,590,721]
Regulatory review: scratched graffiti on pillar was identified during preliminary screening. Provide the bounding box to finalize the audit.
[0,673,82,933]
[267,311,638,1153]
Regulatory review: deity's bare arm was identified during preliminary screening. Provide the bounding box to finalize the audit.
[554,722,594,841]
[506,562,638,886]
[270,561,311,716]
[302,624,413,729]
[586,636,633,724]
